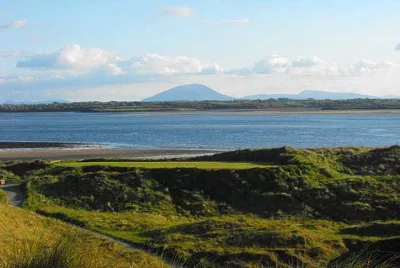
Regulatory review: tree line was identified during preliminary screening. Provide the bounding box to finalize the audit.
[0,98,399,112]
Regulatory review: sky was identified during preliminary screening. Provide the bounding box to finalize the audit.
[1,0,400,102]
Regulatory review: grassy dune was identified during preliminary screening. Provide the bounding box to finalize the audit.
[0,203,170,268]
[1,146,400,267]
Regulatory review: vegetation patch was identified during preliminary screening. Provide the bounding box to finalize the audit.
[1,146,400,267]
[1,98,399,112]
[58,161,275,170]
[0,203,170,268]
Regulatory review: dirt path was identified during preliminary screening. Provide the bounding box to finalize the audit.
[0,183,26,207]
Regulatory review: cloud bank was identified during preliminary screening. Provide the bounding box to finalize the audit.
[16,45,116,70]
[1,44,399,101]
[16,45,223,76]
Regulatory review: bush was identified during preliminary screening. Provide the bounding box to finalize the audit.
[5,161,49,176]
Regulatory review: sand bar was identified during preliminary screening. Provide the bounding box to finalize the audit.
[0,148,222,161]
[0,142,88,149]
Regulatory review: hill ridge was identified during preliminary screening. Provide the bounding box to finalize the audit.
[143,84,233,102]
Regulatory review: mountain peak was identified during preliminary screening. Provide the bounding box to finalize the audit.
[299,90,322,94]
[245,90,378,100]
[143,84,233,102]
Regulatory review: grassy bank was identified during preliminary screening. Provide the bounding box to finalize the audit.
[1,146,399,267]
[0,203,170,268]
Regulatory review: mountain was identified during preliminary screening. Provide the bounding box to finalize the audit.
[143,84,233,102]
[244,90,378,100]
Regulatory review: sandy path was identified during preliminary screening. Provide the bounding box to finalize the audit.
[0,184,26,207]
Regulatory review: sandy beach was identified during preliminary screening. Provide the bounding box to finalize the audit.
[0,148,222,161]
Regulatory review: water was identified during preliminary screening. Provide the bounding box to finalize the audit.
[0,112,399,149]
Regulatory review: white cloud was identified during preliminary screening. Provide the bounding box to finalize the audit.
[0,20,27,29]
[131,54,223,75]
[17,45,115,71]
[289,56,344,76]
[3,47,400,101]
[248,55,394,77]
[105,63,125,75]
[203,18,251,24]
[292,56,323,68]
[160,7,195,17]
[16,46,223,76]
[253,54,290,74]
[350,59,395,75]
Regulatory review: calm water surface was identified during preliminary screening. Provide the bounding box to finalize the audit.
[0,112,399,149]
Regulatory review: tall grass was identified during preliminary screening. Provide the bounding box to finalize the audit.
[0,204,170,268]
[0,229,119,268]
[327,247,400,268]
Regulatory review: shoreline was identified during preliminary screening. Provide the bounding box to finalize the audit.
[1,109,400,115]
[0,148,222,161]
[0,141,93,149]
[131,109,400,116]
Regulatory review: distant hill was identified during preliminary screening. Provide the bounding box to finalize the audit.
[143,84,233,102]
[244,90,378,100]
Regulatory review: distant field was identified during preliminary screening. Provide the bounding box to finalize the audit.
[58,161,275,170]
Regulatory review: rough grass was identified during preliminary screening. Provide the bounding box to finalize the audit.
[0,204,170,268]
[3,146,400,267]
[57,161,276,170]
[0,190,7,204]
[19,203,349,267]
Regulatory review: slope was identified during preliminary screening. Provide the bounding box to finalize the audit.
[143,84,233,101]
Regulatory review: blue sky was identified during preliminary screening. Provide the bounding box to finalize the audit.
[1,0,400,101]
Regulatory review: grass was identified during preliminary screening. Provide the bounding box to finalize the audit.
[21,202,350,267]
[0,190,8,204]
[3,146,400,267]
[57,161,276,170]
[18,201,400,267]
[0,203,170,268]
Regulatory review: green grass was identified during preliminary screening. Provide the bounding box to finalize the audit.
[22,202,349,267]
[0,203,170,268]
[3,146,400,267]
[0,190,7,204]
[57,161,275,170]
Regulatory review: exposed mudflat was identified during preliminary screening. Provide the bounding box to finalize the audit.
[0,142,87,149]
[0,148,221,160]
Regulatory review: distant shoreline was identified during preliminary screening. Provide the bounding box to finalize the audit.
[1,109,400,115]
[1,98,399,113]
[120,109,400,115]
